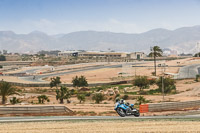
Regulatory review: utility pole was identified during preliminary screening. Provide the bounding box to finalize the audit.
[162,75,164,101]
[161,63,165,101]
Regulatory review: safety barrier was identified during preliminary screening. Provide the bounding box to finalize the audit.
[139,104,149,113]
[139,100,200,113]
[7,80,132,87]
[0,106,73,115]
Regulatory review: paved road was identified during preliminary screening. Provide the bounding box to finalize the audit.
[177,64,200,79]
[0,115,200,122]
[19,62,144,82]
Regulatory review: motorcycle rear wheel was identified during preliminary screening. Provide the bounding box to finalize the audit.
[134,110,140,117]
[116,108,126,117]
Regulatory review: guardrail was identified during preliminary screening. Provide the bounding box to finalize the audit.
[140,100,200,113]
[0,106,72,115]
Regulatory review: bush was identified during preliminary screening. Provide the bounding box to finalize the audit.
[133,76,150,92]
[85,92,91,97]
[92,93,104,104]
[146,89,160,95]
[77,94,86,103]
[149,78,156,85]
[115,94,120,98]
[196,75,200,82]
[37,95,50,104]
[136,96,146,105]
[10,97,21,104]
[72,75,88,88]
[156,77,176,94]
[122,94,129,100]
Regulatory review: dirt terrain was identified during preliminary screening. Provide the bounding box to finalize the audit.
[0,120,200,132]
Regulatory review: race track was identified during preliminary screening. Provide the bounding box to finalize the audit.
[1,115,200,122]
[19,62,144,82]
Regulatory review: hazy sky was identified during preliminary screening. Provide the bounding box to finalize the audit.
[0,0,200,34]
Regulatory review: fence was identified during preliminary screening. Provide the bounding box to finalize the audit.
[140,100,200,113]
[0,106,72,115]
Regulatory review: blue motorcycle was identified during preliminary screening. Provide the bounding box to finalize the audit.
[114,99,140,117]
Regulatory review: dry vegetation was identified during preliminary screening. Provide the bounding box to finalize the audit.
[0,120,200,133]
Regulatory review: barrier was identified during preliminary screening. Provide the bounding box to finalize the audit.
[6,80,132,87]
[139,100,200,113]
[0,106,73,115]
[139,104,149,113]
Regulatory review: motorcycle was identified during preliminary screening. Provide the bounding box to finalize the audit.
[114,100,140,117]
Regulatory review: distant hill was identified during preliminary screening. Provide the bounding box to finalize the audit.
[1,26,200,53]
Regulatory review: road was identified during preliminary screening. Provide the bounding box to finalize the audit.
[177,64,200,79]
[0,115,200,122]
[19,62,144,82]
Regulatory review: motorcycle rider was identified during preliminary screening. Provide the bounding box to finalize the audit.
[115,97,132,108]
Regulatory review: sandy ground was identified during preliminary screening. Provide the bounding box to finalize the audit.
[0,121,200,133]
[53,58,199,83]
[2,57,200,84]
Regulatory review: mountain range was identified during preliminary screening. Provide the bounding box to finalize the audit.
[1,25,200,54]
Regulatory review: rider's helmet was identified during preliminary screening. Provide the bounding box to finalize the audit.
[120,99,124,104]
[115,97,120,102]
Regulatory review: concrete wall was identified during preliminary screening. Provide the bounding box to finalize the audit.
[0,106,72,115]
[140,100,200,113]
[7,80,131,87]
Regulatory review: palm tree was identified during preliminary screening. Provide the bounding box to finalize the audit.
[0,82,19,104]
[149,46,163,76]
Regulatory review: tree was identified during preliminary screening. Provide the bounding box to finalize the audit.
[149,46,163,76]
[92,93,104,104]
[194,52,200,57]
[0,55,6,61]
[37,95,50,104]
[134,76,150,92]
[56,86,71,104]
[156,77,176,94]
[77,94,85,103]
[72,76,79,88]
[0,82,19,104]
[72,75,88,89]
[50,77,61,89]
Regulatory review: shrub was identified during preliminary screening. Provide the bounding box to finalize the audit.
[10,97,21,104]
[115,94,120,98]
[122,94,129,100]
[72,75,88,88]
[77,94,86,103]
[156,77,176,94]
[85,92,91,97]
[196,75,200,82]
[133,76,150,92]
[37,95,50,104]
[136,96,146,105]
[149,78,156,85]
[92,93,104,104]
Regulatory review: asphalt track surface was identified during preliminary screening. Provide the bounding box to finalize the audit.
[0,115,200,122]
[19,62,143,82]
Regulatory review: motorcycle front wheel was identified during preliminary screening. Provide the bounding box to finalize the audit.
[116,108,126,117]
